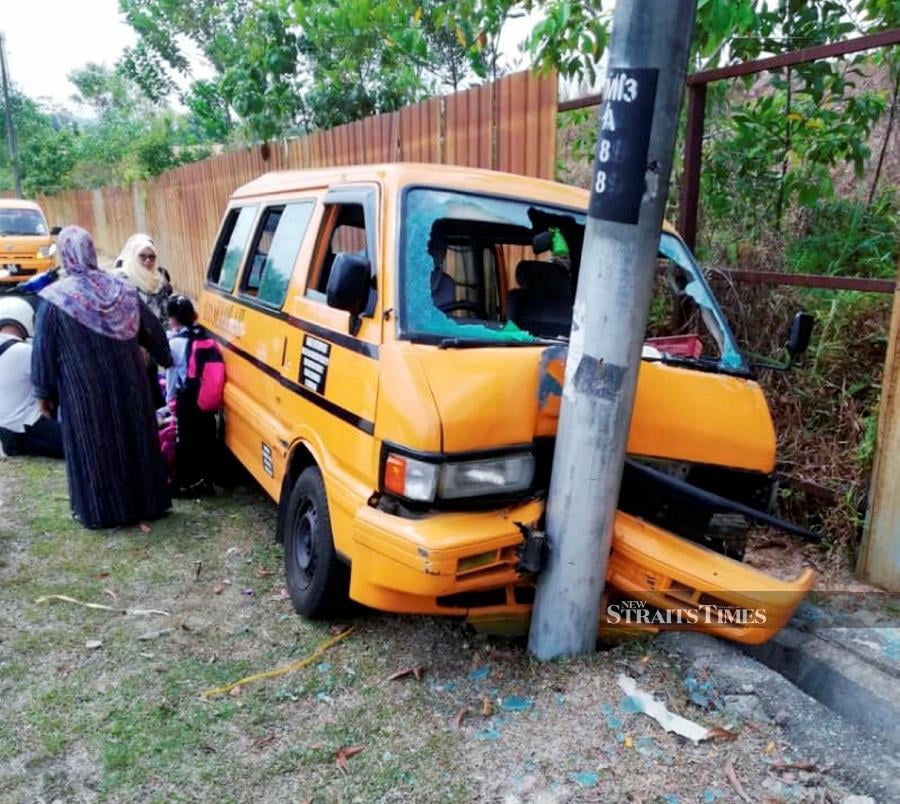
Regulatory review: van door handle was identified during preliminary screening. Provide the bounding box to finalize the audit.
[280,337,287,367]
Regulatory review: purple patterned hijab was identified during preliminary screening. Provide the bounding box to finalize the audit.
[40,226,140,340]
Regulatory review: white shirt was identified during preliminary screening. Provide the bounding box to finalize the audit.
[0,333,42,433]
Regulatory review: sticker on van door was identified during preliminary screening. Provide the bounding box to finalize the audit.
[300,334,331,394]
[261,442,274,477]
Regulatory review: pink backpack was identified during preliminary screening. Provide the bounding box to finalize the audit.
[184,326,226,412]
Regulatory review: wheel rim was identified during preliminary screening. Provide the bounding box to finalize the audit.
[291,498,317,590]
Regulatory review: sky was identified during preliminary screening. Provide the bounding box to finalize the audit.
[2,0,136,108]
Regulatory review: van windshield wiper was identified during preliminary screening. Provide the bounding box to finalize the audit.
[437,337,559,349]
[645,353,751,378]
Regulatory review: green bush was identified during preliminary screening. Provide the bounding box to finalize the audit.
[786,192,899,277]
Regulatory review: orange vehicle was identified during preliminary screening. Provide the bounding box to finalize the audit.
[0,199,59,284]
[198,164,814,645]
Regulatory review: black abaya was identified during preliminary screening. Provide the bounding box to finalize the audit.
[32,301,173,529]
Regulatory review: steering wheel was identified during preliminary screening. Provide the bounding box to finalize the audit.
[439,300,484,317]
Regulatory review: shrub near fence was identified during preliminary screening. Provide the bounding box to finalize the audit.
[38,70,557,300]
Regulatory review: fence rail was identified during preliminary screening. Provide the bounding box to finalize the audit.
[715,269,896,294]
[38,70,557,300]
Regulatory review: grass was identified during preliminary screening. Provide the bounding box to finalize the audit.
[0,456,862,802]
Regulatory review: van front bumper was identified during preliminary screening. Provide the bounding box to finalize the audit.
[0,257,55,283]
[349,501,814,645]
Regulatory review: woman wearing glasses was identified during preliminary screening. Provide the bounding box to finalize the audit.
[114,234,172,408]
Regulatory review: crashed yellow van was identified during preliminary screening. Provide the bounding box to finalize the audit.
[0,199,58,284]
[199,164,813,645]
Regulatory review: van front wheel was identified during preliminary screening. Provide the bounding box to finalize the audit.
[283,467,348,618]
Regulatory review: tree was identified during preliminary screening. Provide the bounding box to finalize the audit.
[1,93,79,196]
[118,0,254,96]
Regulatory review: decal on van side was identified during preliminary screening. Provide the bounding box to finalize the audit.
[202,297,246,338]
[300,334,331,394]
[261,442,274,477]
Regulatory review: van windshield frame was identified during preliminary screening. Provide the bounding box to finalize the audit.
[397,185,748,373]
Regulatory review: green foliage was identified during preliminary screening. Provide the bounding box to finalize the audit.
[219,2,302,141]
[0,94,79,196]
[786,193,899,277]
[0,61,210,195]
[183,80,233,142]
[525,0,609,84]
[117,0,520,138]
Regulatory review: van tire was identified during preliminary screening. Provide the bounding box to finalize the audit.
[283,466,348,618]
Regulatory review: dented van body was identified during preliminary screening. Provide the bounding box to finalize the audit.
[199,164,812,645]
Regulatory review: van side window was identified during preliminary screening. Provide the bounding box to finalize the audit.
[306,203,368,297]
[241,202,315,308]
[208,205,258,291]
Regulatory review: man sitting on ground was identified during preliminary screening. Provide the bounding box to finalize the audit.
[0,297,63,458]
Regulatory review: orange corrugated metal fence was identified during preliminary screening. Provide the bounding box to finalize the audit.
[37,70,557,300]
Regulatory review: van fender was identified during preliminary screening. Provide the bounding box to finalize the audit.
[275,439,322,543]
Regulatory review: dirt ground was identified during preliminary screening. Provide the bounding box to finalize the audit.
[0,457,872,803]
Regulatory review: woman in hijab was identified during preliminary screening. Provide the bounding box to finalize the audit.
[114,233,171,408]
[114,234,171,325]
[32,226,173,529]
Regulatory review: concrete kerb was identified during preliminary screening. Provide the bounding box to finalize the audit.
[659,631,900,802]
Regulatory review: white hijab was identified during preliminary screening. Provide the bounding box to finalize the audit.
[116,233,161,295]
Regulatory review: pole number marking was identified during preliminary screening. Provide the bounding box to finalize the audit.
[588,67,660,225]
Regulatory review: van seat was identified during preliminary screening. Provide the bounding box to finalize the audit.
[506,260,573,338]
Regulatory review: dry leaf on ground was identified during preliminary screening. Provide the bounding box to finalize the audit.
[724,756,754,804]
[773,760,817,772]
[387,666,424,682]
[335,745,364,772]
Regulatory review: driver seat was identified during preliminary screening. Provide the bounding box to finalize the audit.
[506,260,573,337]
[431,269,456,310]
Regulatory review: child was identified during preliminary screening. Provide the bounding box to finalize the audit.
[166,295,222,495]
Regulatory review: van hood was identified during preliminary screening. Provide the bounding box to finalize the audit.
[412,344,777,473]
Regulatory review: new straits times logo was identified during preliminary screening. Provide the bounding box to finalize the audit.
[607,599,768,627]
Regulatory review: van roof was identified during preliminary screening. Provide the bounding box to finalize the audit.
[0,198,45,212]
[231,163,679,236]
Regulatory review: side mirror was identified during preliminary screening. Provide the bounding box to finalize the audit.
[786,311,814,359]
[326,252,371,333]
[50,226,62,236]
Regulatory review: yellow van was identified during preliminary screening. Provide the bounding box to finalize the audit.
[0,199,58,283]
[199,164,813,645]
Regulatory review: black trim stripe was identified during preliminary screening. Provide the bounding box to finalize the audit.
[204,283,379,359]
[287,316,379,358]
[208,330,375,435]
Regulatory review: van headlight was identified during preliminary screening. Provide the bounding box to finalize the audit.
[383,451,534,502]
[37,244,57,259]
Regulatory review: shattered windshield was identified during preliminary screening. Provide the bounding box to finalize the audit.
[650,234,746,372]
[399,187,746,370]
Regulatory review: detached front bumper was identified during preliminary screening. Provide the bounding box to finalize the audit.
[0,257,55,284]
[348,500,814,645]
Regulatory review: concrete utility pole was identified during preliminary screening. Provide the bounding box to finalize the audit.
[0,33,22,198]
[529,0,698,659]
